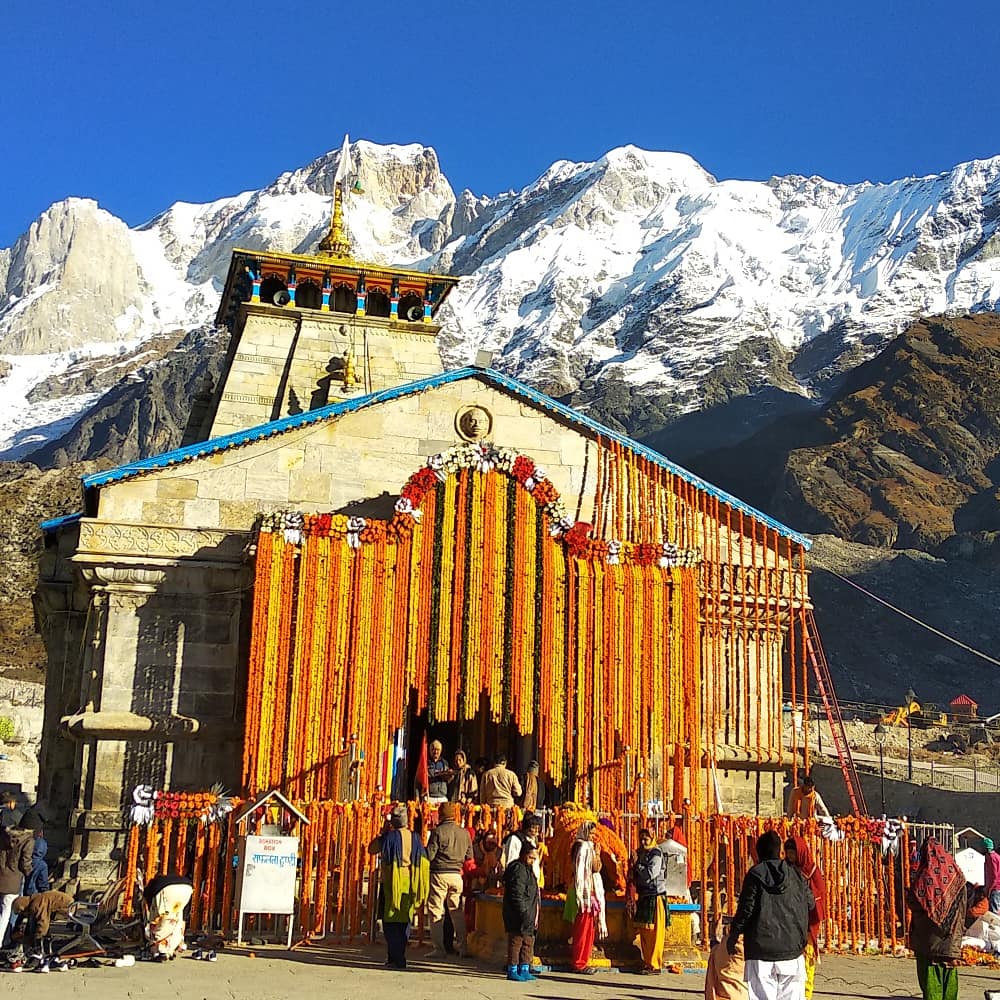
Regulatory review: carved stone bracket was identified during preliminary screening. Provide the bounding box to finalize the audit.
[77,520,247,563]
[61,710,241,742]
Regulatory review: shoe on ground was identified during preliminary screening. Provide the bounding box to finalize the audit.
[205,950,217,962]
[578,966,599,975]
[517,964,538,981]
[422,948,442,959]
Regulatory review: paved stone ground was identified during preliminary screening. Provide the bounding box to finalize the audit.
[7,945,1000,1000]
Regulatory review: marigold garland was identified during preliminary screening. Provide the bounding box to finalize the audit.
[128,783,233,826]
[242,439,807,812]
[119,803,913,956]
[547,804,628,891]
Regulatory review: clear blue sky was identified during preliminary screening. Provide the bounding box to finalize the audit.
[2,0,998,248]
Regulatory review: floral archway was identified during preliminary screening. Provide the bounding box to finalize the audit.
[243,442,710,810]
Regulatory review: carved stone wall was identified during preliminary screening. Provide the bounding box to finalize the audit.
[36,523,250,874]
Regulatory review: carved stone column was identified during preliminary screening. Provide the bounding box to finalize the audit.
[40,519,250,885]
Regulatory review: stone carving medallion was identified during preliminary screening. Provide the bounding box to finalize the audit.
[455,405,493,442]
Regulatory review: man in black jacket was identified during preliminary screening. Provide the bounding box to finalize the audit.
[727,830,812,1000]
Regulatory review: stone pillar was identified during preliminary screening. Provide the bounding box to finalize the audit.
[43,531,250,887]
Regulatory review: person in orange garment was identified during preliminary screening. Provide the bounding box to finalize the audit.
[563,822,606,973]
[786,775,830,819]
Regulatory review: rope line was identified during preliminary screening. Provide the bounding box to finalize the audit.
[821,566,1000,669]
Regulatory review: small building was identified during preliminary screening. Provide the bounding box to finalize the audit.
[950,694,978,720]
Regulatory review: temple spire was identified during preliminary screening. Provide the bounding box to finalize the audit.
[318,134,353,258]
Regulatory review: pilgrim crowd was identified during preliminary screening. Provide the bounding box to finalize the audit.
[366,747,982,1000]
[1,795,199,970]
[1,749,988,1000]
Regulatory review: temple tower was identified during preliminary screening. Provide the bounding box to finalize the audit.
[193,139,458,442]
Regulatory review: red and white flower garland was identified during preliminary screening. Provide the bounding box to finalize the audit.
[254,442,701,567]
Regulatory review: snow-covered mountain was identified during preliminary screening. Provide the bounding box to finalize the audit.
[2,140,1000,460]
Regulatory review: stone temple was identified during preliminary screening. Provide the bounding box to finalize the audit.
[34,147,814,883]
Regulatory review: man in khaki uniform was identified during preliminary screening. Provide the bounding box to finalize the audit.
[425,802,473,957]
[481,756,522,808]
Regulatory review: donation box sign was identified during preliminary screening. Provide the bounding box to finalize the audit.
[239,835,300,915]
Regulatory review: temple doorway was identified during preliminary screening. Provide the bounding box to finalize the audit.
[399,689,539,802]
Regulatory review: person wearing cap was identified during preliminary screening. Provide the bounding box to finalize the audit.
[425,802,473,958]
[983,837,1000,914]
[501,813,544,884]
[369,804,429,970]
[503,839,541,981]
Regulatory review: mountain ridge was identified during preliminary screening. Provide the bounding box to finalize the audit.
[3,140,1000,461]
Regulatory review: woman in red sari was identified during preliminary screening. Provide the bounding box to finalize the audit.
[785,836,826,999]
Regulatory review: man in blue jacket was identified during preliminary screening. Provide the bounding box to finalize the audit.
[727,830,812,1000]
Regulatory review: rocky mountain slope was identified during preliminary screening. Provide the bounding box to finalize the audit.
[0,462,85,681]
[807,533,1000,714]
[3,141,1000,462]
[682,314,1000,556]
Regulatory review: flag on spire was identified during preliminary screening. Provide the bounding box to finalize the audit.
[318,135,354,257]
[334,134,352,187]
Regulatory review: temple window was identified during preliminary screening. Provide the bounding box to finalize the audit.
[398,292,423,322]
[332,283,354,313]
[366,288,390,318]
[296,280,322,310]
[259,276,288,307]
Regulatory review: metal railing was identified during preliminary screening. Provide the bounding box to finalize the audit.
[905,821,957,853]
[853,754,1000,793]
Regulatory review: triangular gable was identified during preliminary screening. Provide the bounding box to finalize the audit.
[75,367,809,547]
[234,789,309,826]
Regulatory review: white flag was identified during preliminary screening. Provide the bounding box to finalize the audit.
[334,134,352,186]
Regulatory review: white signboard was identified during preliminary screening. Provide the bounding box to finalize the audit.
[237,835,299,945]
[956,846,986,886]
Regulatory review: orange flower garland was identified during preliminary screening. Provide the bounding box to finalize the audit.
[242,439,809,815]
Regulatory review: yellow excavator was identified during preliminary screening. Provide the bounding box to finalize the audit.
[880,698,947,728]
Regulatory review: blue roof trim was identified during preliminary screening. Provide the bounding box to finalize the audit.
[481,370,812,549]
[40,511,83,533]
[81,367,810,548]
